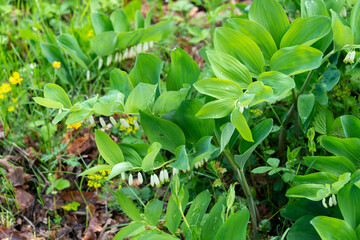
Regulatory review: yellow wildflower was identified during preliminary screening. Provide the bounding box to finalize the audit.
[0,95,4,100]
[12,98,18,103]
[87,29,95,38]
[67,122,82,129]
[52,61,61,69]
[118,185,122,190]
[0,83,11,94]
[9,72,23,85]
[8,106,15,112]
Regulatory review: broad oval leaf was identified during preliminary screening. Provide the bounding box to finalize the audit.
[231,108,253,142]
[224,18,277,61]
[124,83,157,114]
[321,136,360,166]
[286,184,328,201]
[95,130,124,166]
[340,115,360,139]
[90,31,118,57]
[33,97,63,109]
[304,156,356,177]
[280,16,331,48]
[196,99,235,119]
[301,0,329,17]
[214,27,264,77]
[201,197,226,240]
[214,208,249,240]
[206,50,252,89]
[110,9,130,33]
[270,46,323,75]
[140,111,185,153]
[44,83,72,109]
[249,0,290,48]
[129,53,163,87]
[142,142,162,172]
[145,199,163,226]
[57,34,90,68]
[91,12,113,35]
[258,71,295,102]
[338,183,360,229]
[331,10,354,50]
[350,0,360,44]
[153,89,188,115]
[311,216,357,240]
[298,93,315,124]
[108,162,134,179]
[116,191,142,222]
[194,78,243,100]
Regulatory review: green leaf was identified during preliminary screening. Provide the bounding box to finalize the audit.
[91,12,113,35]
[324,0,345,14]
[286,216,321,240]
[331,10,354,50]
[249,0,290,48]
[113,222,146,240]
[95,130,124,166]
[246,81,274,106]
[181,190,211,238]
[166,47,200,91]
[311,216,357,240]
[293,172,337,185]
[124,83,157,114]
[214,208,249,240]
[321,136,360,166]
[57,34,90,68]
[110,69,132,98]
[286,184,329,201]
[304,156,356,177]
[323,68,340,91]
[33,97,63,109]
[350,0,360,44]
[301,0,329,18]
[40,43,74,84]
[270,46,323,75]
[194,78,243,100]
[206,50,252,88]
[153,89,188,115]
[231,108,253,142]
[338,183,360,229]
[110,9,130,33]
[108,162,134,180]
[142,142,162,172]
[169,145,189,170]
[44,83,72,109]
[281,198,330,221]
[116,191,142,222]
[79,165,112,176]
[220,123,235,153]
[298,93,315,124]
[224,18,277,61]
[145,199,163,226]
[140,111,185,153]
[195,99,235,119]
[201,197,226,240]
[341,115,360,139]
[90,31,118,57]
[280,16,331,48]
[54,178,70,190]
[93,90,124,116]
[214,27,264,77]
[129,53,163,87]
[258,71,295,102]
[173,100,215,144]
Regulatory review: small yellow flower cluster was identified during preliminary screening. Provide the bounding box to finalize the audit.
[67,122,82,130]
[0,83,11,95]
[52,61,61,69]
[87,169,112,188]
[333,84,351,101]
[87,29,94,38]
[250,108,263,117]
[120,115,139,135]
[9,72,23,85]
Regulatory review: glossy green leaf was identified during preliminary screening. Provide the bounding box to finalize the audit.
[135,10,144,29]
[323,68,340,91]
[145,199,163,226]
[108,162,134,179]
[153,89,188,115]
[129,53,163,87]
[321,136,360,165]
[350,0,360,44]
[231,108,253,142]
[324,0,345,14]
[311,216,357,240]
[116,191,142,222]
[194,78,243,100]
[338,183,360,229]
[201,197,226,240]
[33,97,63,109]
[93,90,124,116]
[169,145,189,170]
[110,69,132,98]
[246,81,274,106]
[224,18,277,61]
[293,172,337,185]
[286,215,321,240]
[214,208,249,240]
[57,34,90,68]
[270,46,323,75]
[220,123,235,153]
[79,165,112,176]
[249,0,290,48]
[110,9,130,33]
[117,29,143,50]
[95,130,124,166]
[91,12,113,35]
[166,47,200,91]
[298,93,315,124]
[195,99,235,119]
[140,111,185,153]
[340,115,360,139]
[142,142,162,172]
[281,199,330,221]
[304,156,356,176]
[280,16,331,48]
[301,0,329,17]
[206,50,252,89]
[258,71,295,102]
[44,83,72,109]
[214,27,264,77]
[331,10,354,50]
[124,83,157,114]
[113,222,146,240]
[173,100,215,144]
[286,184,329,201]
[90,31,118,57]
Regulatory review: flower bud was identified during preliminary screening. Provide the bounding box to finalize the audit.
[164,169,169,180]
[86,70,90,80]
[154,174,160,186]
[121,172,126,181]
[150,175,155,187]
[138,172,143,184]
[99,117,106,128]
[132,120,139,129]
[332,194,337,206]
[128,173,133,186]
[159,170,165,182]
[88,115,95,126]
[173,168,179,176]
[98,58,103,70]
[329,196,333,207]
[110,116,118,127]
[120,119,130,128]
[322,198,328,208]
[344,50,356,64]
[106,55,112,66]
[114,52,119,62]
